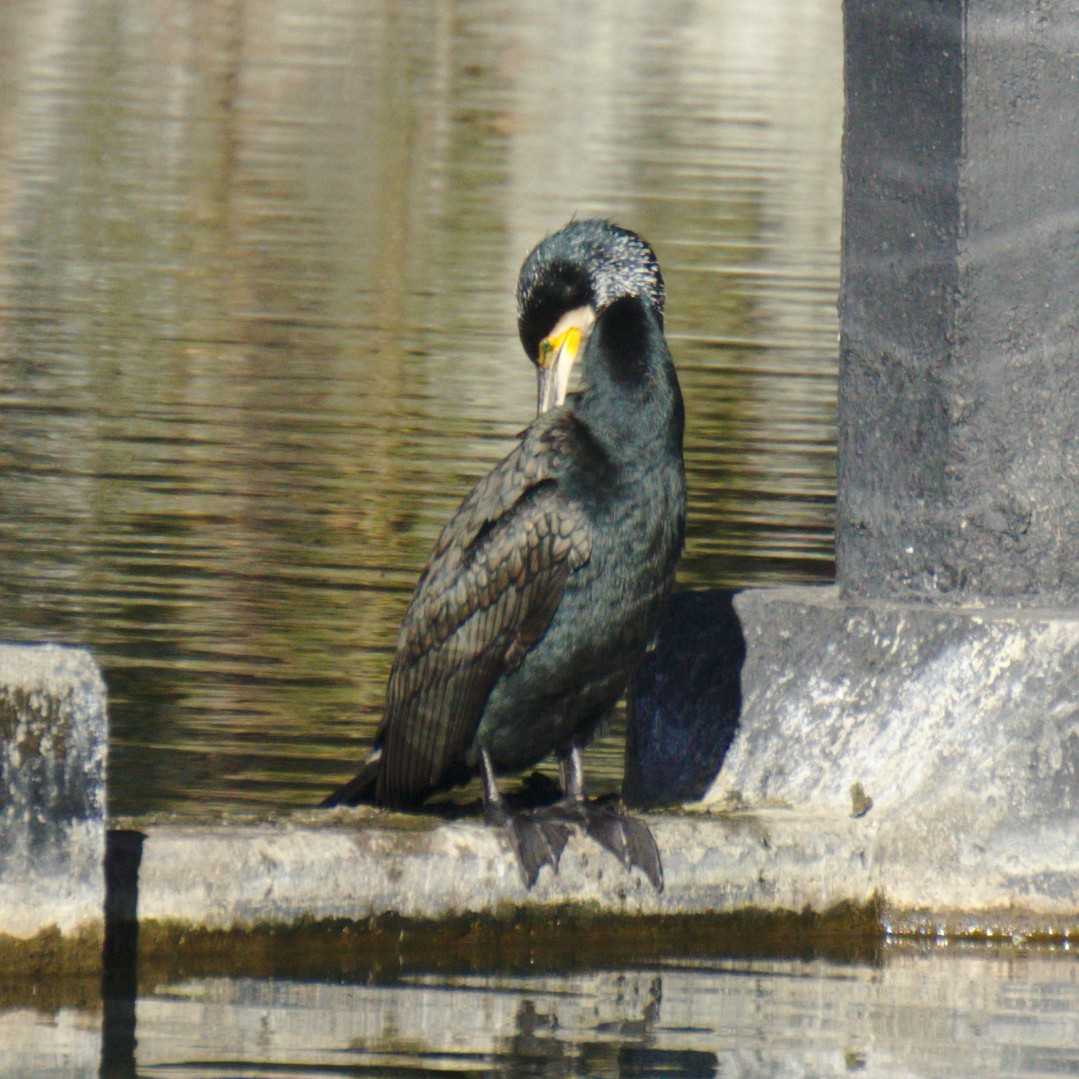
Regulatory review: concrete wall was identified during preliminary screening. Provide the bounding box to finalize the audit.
[0,643,107,957]
[838,0,1079,606]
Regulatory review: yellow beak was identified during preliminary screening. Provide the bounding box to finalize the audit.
[535,325,582,414]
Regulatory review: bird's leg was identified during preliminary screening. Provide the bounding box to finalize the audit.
[559,744,587,803]
[480,748,570,888]
[552,744,664,893]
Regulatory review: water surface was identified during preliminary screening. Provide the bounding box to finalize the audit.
[10,943,1079,1077]
[0,0,840,817]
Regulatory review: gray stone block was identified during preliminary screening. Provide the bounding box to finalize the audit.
[628,586,1078,919]
[0,643,108,944]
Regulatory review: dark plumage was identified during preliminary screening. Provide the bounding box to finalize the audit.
[322,220,686,889]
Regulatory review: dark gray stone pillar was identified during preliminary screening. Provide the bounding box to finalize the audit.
[838,0,1079,606]
[624,0,1078,927]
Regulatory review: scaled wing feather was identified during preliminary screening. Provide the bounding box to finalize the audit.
[376,422,592,805]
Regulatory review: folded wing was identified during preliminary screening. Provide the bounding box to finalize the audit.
[376,420,593,805]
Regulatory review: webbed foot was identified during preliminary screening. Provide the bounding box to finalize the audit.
[480,748,571,888]
[530,797,663,892]
[579,802,664,892]
[485,800,571,887]
[549,746,664,891]
[505,813,573,888]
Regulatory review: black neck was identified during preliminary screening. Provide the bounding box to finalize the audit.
[576,296,684,457]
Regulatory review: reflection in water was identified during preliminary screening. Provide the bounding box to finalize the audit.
[0,0,840,818]
[12,948,1079,1077]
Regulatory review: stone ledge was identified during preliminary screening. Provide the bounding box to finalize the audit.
[103,807,1078,946]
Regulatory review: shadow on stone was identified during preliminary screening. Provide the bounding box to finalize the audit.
[625,590,745,809]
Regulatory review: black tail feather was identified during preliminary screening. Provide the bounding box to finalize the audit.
[319,755,380,808]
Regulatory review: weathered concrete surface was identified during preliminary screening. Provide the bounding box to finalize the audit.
[0,643,107,948]
[839,0,1079,606]
[110,799,1077,943]
[115,810,873,927]
[627,587,1077,928]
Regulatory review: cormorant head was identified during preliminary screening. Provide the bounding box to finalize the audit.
[516,219,665,413]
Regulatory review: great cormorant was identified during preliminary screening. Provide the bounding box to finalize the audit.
[322,219,686,890]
